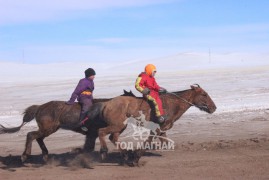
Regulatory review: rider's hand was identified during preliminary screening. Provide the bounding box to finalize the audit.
[65,101,75,105]
[159,87,167,94]
[142,88,150,95]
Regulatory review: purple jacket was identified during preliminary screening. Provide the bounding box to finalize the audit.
[68,78,94,103]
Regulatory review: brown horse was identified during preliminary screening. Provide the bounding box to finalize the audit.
[0,97,112,162]
[88,84,217,163]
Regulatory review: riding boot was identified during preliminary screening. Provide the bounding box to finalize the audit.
[157,114,168,124]
[79,112,89,132]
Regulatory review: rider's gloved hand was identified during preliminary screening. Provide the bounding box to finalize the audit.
[159,87,167,94]
[142,88,150,95]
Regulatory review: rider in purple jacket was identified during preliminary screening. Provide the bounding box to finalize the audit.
[66,68,96,131]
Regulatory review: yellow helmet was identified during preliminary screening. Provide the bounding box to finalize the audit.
[145,64,157,76]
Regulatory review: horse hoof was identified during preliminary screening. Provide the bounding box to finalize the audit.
[132,158,140,167]
[100,152,107,161]
[43,154,49,162]
[89,148,94,152]
[100,147,108,161]
[127,161,135,167]
[71,148,83,154]
[21,154,27,163]
[126,158,139,167]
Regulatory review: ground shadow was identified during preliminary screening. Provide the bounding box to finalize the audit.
[0,150,162,171]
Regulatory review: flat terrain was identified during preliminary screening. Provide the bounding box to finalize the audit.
[1,110,269,180]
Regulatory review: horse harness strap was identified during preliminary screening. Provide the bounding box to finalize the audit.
[138,98,144,109]
[168,92,196,107]
[168,92,209,111]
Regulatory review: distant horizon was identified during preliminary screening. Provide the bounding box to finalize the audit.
[0,52,268,83]
[0,50,268,65]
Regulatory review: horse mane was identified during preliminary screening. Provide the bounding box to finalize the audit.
[171,89,190,95]
[93,98,112,103]
[122,83,200,98]
[171,84,200,95]
[122,88,192,98]
[122,90,136,97]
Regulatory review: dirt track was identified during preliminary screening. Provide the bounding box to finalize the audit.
[1,110,269,180]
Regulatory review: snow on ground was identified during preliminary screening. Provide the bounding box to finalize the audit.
[0,52,268,126]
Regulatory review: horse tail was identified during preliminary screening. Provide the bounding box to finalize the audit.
[23,105,39,123]
[0,105,40,134]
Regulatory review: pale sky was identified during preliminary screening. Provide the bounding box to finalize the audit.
[0,0,268,64]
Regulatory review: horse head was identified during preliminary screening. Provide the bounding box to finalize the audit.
[190,84,217,114]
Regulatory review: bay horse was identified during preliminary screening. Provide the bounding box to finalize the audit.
[0,98,111,162]
[86,84,217,163]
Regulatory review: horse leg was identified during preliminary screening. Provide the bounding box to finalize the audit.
[108,131,143,167]
[109,132,133,166]
[108,132,130,165]
[83,130,98,152]
[98,125,125,161]
[98,127,110,161]
[108,124,127,144]
[36,137,49,162]
[144,131,156,149]
[127,132,158,166]
[158,131,169,145]
[21,118,59,163]
[108,132,120,145]
[21,130,43,162]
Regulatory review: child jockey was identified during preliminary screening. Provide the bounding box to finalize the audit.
[135,64,167,124]
[66,68,95,131]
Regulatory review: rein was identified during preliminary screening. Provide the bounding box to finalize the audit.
[167,92,208,114]
[167,92,207,109]
[167,92,195,106]
[167,91,208,110]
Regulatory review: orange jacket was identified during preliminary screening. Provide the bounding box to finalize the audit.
[135,72,160,95]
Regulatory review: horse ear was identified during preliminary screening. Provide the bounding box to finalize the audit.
[191,85,202,92]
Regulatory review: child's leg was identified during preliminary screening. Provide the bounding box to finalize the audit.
[80,98,93,121]
[154,96,164,116]
[147,94,164,117]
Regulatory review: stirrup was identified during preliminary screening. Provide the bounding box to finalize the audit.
[81,126,88,132]
[157,115,167,124]
[80,117,89,125]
